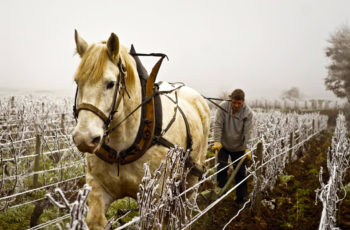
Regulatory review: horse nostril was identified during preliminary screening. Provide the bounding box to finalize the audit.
[91,136,101,146]
[72,134,80,146]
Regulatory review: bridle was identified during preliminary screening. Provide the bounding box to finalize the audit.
[73,57,128,138]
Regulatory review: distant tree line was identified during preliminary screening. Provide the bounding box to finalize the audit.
[325,25,350,102]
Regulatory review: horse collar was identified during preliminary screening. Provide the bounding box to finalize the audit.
[93,48,168,165]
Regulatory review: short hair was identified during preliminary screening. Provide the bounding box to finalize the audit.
[230,89,245,100]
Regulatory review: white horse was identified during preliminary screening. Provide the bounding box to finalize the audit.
[71,30,210,230]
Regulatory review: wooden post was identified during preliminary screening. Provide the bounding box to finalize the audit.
[60,114,65,134]
[295,129,301,156]
[318,119,321,132]
[33,135,41,188]
[30,136,48,228]
[288,132,294,167]
[251,142,263,217]
[11,96,15,108]
[312,119,315,134]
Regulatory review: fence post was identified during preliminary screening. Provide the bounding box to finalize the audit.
[288,132,294,167]
[318,119,321,132]
[61,114,65,134]
[312,119,315,134]
[251,142,263,217]
[30,135,49,228]
[11,96,15,108]
[33,135,41,188]
[296,128,301,156]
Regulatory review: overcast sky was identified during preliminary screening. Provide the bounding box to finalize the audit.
[1,0,350,100]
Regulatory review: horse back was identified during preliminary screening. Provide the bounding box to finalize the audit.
[159,84,210,164]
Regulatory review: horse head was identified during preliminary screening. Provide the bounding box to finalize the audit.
[71,30,139,154]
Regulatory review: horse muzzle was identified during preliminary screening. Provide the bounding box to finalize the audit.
[72,131,102,154]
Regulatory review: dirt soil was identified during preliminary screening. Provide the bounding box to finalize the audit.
[193,130,350,230]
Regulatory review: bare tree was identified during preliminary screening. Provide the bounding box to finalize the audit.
[281,87,302,101]
[325,25,350,102]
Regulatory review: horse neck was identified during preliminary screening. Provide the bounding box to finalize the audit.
[109,52,142,150]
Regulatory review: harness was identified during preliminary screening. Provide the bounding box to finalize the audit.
[73,45,198,175]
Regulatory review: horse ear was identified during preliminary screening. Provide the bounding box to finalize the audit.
[74,29,88,57]
[107,33,120,61]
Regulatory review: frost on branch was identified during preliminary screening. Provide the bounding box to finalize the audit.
[316,113,350,230]
[46,184,91,230]
[136,146,201,230]
[249,112,327,196]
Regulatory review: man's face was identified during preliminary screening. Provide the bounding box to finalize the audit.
[231,98,244,113]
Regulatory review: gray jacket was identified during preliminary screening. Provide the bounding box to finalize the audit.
[213,101,254,152]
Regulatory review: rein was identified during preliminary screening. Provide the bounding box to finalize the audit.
[201,96,230,113]
[105,83,184,136]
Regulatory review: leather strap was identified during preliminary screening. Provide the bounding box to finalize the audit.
[117,55,167,164]
[76,103,109,122]
[162,94,193,151]
[94,53,167,165]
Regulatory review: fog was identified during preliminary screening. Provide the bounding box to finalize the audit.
[1,0,350,101]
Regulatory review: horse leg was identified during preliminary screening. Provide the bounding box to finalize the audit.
[86,181,114,230]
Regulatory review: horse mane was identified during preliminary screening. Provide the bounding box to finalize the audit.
[120,46,138,87]
[74,43,109,84]
[74,42,137,86]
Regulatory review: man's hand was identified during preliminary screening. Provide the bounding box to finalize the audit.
[245,148,251,160]
[212,142,222,152]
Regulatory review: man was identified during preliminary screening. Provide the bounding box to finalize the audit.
[212,89,254,205]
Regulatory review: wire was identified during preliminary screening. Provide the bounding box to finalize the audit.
[0,175,84,201]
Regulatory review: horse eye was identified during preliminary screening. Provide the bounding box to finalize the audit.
[106,81,115,89]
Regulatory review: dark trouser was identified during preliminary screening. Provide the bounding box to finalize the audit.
[217,148,247,203]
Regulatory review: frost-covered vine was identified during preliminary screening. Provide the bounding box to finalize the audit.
[316,113,350,230]
[46,184,91,230]
[250,112,327,196]
[0,95,84,212]
[136,146,202,230]
[0,95,331,229]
